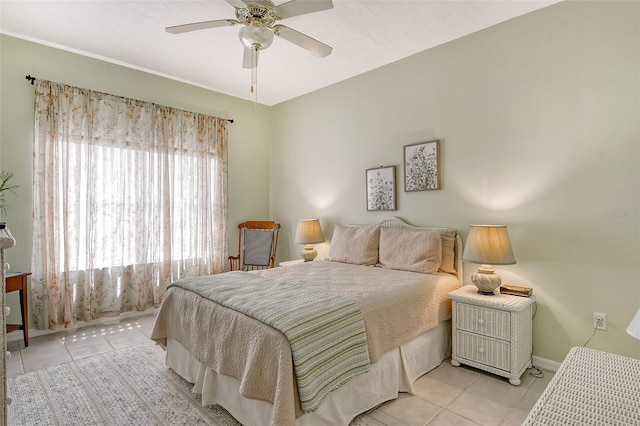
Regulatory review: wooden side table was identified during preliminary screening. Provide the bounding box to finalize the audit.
[5,272,31,347]
[449,285,535,385]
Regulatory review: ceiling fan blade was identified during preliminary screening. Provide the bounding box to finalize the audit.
[225,0,247,9]
[166,19,238,34]
[273,0,333,19]
[274,25,332,57]
[242,47,259,69]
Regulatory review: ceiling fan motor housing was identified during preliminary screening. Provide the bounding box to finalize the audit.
[236,1,279,26]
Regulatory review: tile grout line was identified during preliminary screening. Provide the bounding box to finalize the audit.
[14,314,157,375]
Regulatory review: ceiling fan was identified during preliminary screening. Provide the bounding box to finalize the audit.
[166,0,334,70]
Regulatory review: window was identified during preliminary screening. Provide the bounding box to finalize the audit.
[32,80,228,329]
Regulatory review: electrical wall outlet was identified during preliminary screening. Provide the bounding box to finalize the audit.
[593,312,607,330]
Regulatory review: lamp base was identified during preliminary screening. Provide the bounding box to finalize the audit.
[471,265,502,295]
[476,290,497,296]
[300,245,317,262]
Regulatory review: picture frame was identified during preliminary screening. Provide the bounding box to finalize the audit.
[366,166,396,211]
[404,140,440,191]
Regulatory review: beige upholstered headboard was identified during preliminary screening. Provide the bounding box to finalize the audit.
[376,216,463,281]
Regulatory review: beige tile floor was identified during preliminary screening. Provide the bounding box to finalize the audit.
[7,313,553,425]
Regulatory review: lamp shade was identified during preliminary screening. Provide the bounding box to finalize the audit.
[627,307,640,340]
[295,219,324,245]
[463,225,516,265]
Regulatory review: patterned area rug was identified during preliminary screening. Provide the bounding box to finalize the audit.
[8,343,242,426]
[8,342,382,426]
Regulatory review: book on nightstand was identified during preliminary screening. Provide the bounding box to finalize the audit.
[500,284,533,297]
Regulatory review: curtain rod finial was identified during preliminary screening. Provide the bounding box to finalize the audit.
[25,75,36,85]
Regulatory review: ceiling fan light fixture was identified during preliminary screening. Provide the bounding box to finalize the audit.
[238,21,274,51]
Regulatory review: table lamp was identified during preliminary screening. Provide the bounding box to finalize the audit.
[295,219,324,261]
[463,224,516,295]
[627,307,640,340]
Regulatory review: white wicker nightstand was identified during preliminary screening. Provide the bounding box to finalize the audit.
[449,285,535,385]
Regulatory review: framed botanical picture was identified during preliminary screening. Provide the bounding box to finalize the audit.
[404,140,440,191]
[366,166,396,211]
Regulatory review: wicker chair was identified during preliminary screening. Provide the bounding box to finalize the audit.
[228,221,281,271]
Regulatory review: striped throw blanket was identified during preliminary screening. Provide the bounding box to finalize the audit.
[169,271,371,413]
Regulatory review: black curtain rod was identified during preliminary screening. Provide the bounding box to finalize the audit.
[25,74,234,124]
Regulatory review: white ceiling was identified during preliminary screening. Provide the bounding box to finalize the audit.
[0,0,558,106]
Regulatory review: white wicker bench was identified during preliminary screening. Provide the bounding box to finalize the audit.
[523,346,640,425]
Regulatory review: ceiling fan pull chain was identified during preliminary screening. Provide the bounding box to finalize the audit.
[252,47,258,107]
[251,64,255,94]
[254,64,259,107]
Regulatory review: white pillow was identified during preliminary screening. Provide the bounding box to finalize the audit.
[416,227,457,274]
[378,227,442,274]
[439,234,457,274]
[328,224,380,265]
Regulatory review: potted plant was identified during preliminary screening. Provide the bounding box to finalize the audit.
[0,171,19,229]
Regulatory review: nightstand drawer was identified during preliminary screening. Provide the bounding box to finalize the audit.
[456,331,511,371]
[456,303,511,340]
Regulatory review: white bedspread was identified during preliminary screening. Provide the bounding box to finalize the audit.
[254,261,459,361]
[151,261,460,425]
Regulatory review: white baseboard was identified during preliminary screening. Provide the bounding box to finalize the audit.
[532,355,561,372]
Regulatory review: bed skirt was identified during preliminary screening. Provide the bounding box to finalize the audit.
[165,320,451,426]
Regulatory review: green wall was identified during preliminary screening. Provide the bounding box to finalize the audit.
[270,0,640,362]
[0,34,273,329]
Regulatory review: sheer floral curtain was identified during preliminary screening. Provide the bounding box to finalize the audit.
[31,80,228,330]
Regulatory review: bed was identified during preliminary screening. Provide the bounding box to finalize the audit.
[151,217,463,425]
[523,346,640,425]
